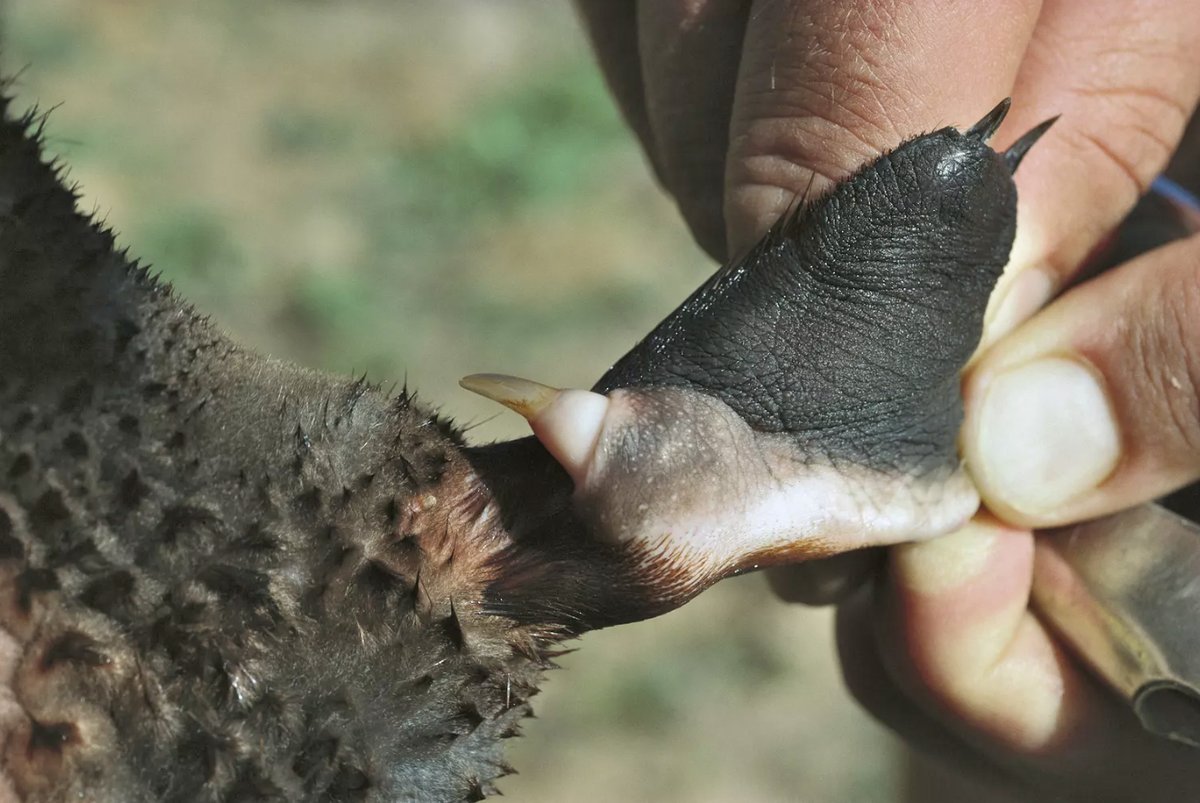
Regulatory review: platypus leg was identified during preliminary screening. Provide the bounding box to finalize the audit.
[468,101,1055,598]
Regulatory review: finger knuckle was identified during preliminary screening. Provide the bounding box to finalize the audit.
[1061,75,1193,201]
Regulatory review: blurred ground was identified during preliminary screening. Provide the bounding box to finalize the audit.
[0,2,904,800]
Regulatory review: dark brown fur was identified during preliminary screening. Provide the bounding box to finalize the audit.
[0,96,677,801]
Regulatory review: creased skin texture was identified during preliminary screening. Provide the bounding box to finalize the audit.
[596,126,1018,476]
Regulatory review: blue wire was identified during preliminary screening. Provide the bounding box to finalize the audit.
[1152,176,1200,214]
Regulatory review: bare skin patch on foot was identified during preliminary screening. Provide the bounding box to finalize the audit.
[578,387,979,575]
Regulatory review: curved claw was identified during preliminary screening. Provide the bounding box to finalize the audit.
[1004,115,1059,172]
[966,97,1012,142]
[966,97,1058,173]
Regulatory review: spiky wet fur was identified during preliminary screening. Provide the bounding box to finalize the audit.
[0,95,587,801]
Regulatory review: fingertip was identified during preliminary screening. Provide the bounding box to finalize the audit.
[963,355,1122,527]
[575,0,658,171]
[879,519,1016,667]
[634,0,749,262]
[878,520,1086,752]
[889,517,1009,597]
[882,518,1036,689]
[966,233,1200,528]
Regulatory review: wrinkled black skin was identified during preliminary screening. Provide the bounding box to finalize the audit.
[598,127,1018,474]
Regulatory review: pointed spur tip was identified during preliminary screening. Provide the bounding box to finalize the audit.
[460,373,609,486]
[459,373,561,421]
[1003,115,1059,173]
[966,97,1012,142]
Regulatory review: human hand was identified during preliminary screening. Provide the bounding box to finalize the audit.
[580,1,1200,798]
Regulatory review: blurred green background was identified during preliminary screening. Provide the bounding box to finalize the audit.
[0,1,905,800]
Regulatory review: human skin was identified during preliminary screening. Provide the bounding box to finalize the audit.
[578,1,1200,799]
